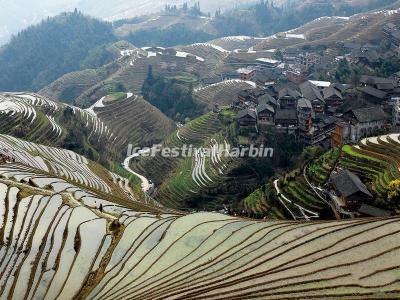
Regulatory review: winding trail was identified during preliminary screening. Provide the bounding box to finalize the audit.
[273,179,319,220]
[123,149,151,193]
[303,163,341,220]
[85,96,106,117]
[86,92,135,116]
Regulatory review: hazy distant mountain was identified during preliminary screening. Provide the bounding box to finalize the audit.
[0,0,257,45]
[0,11,115,91]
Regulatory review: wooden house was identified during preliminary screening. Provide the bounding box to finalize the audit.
[330,169,373,211]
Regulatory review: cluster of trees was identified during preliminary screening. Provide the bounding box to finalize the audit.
[212,0,334,36]
[141,66,204,122]
[0,10,116,92]
[334,56,400,85]
[126,24,213,48]
[165,2,205,17]
[80,44,117,70]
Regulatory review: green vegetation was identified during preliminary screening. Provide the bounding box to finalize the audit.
[80,44,118,70]
[166,74,198,84]
[142,65,205,122]
[124,0,397,47]
[59,107,100,162]
[211,0,397,38]
[126,24,213,48]
[109,161,145,200]
[243,183,284,219]
[342,145,381,162]
[103,92,126,104]
[307,148,340,185]
[0,10,116,92]
[388,179,400,205]
[339,138,400,208]
[334,56,400,84]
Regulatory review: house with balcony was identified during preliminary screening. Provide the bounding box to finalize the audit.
[257,103,275,125]
[278,87,301,109]
[332,106,388,145]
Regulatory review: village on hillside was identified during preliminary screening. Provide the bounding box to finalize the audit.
[215,23,400,149]
[191,23,400,220]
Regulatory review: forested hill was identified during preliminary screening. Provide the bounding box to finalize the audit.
[0,0,398,93]
[0,10,116,92]
[118,0,399,48]
[210,0,399,37]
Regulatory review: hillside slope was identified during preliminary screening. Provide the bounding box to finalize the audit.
[0,92,174,161]
[40,44,216,108]
[245,133,400,220]
[0,11,116,92]
[0,159,398,299]
[253,7,400,50]
[0,135,155,210]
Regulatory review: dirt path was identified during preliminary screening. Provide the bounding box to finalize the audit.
[123,151,151,193]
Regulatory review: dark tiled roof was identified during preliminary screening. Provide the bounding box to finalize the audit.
[297,98,312,109]
[238,90,251,98]
[323,87,343,100]
[253,88,266,97]
[330,83,349,93]
[360,75,396,85]
[358,204,392,217]
[299,81,324,102]
[351,106,387,123]
[257,103,275,114]
[376,83,396,91]
[278,87,301,99]
[258,93,277,106]
[237,109,257,120]
[331,169,373,198]
[314,116,338,130]
[254,73,274,82]
[360,86,387,99]
[275,109,297,120]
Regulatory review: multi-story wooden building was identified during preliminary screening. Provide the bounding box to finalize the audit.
[297,98,313,132]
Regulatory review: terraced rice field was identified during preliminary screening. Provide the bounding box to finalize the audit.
[275,133,400,219]
[243,184,286,219]
[0,92,179,166]
[133,112,235,208]
[0,134,113,193]
[339,134,400,205]
[94,95,175,151]
[194,80,256,108]
[0,134,166,211]
[0,93,65,145]
[307,149,341,186]
[0,134,398,298]
[0,92,115,146]
[272,8,400,51]
[0,177,399,299]
[207,36,267,51]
